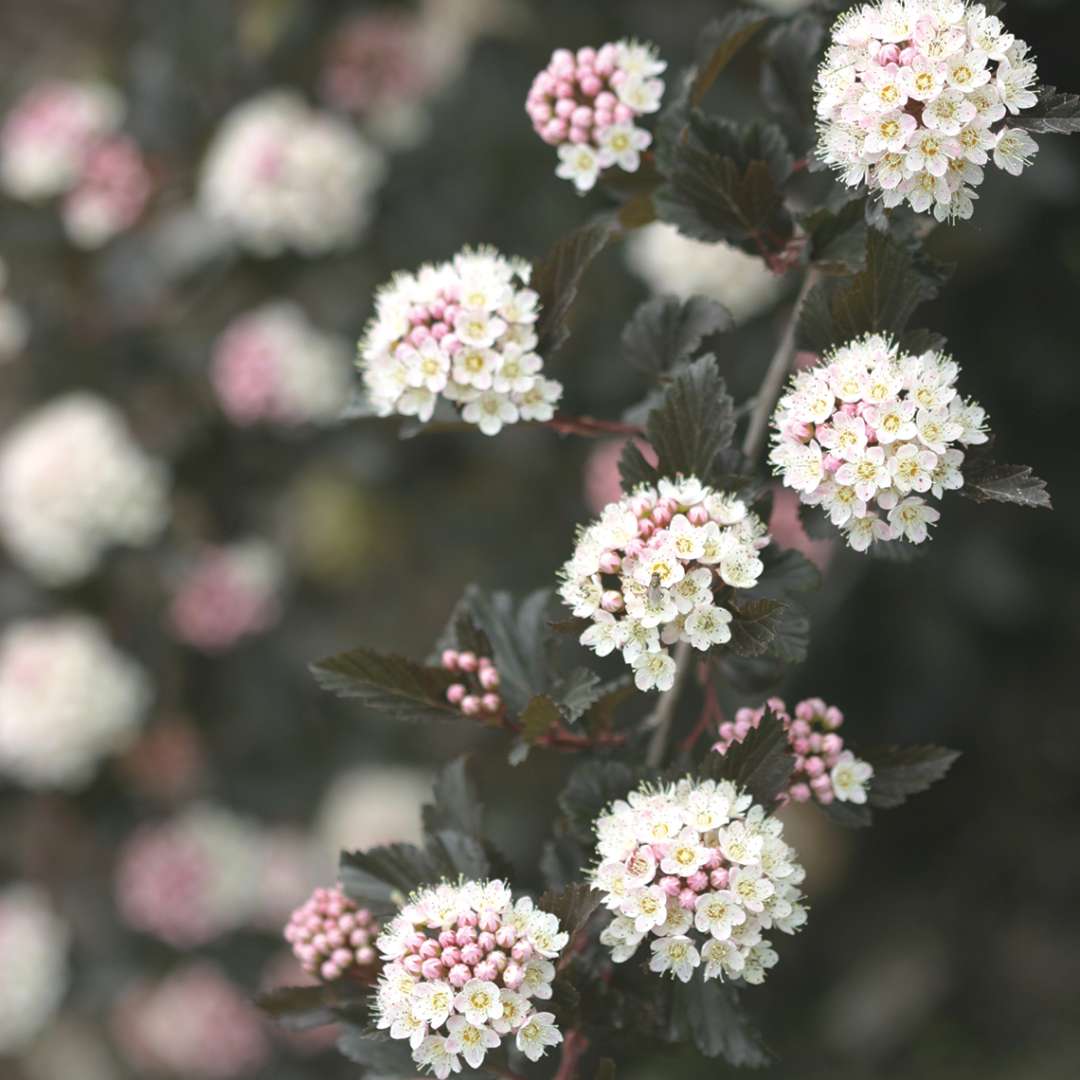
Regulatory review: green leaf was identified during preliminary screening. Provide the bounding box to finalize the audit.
[621,295,734,379]
[256,985,340,1031]
[429,591,490,664]
[760,13,827,154]
[672,979,773,1066]
[337,1023,419,1072]
[796,229,942,353]
[644,354,737,483]
[422,757,484,839]
[540,832,589,890]
[691,11,772,107]
[425,829,490,879]
[767,600,810,663]
[959,460,1052,509]
[553,667,604,724]
[310,649,457,723]
[1010,86,1080,134]
[520,694,562,744]
[465,586,554,713]
[864,745,961,809]
[559,759,640,844]
[339,843,436,916]
[581,676,636,736]
[725,598,784,658]
[618,438,660,492]
[538,881,601,936]
[533,215,617,355]
[899,327,948,354]
[655,112,794,256]
[802,200,869,274]
[754,546,822,596]
[820,798,873,828]
[703,706,793,806]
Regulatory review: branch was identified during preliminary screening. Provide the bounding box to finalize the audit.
[740,267,818,462]
[644,641,695,768]
[554,1029,590,1080]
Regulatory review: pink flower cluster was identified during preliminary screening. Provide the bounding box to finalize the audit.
[441,649,503,719]
[284,884,379,982]
[526,41,665,191]
[168,540,283,652]
[714,697,873,806]
[112,963,270,1079]
[0,80,151,247]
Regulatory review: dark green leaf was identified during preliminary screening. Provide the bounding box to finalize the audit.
[533,215,618,355]
[618,438,660,492]
[755,546,822,596]
[540,832,589,890]
[429,592,490,664]
[798,501,836,540]
[691,11,772,106]
[725,598,784,658]
[820,798,873,828]
[426,829,490,879]
[553,667,604,724]
[538,881,601,936]
[864,745,960,809]
[672,979,773,1066]
[703,706,793,805]
[645,354,737,482]
[655,113,794,256]
[959,460,1052,509]
[621,295,734,379]
[422,757,484,839]
[802,200,869,274]
[581,676,636,735]
[899,327,949,354]
[767,600,810,663]
[760,14,827,154]
[520,694,562,744]
[310,649,457,723]
[256,985,339,1031]
[1010,86,1080,134]
[465,586,554,712]
[336,1023,419,1072]
[339,843,435,916]
[559,759,640,844]
[796,230,942,352]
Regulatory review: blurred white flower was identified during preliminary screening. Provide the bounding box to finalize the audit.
[199,90,386,257]
[0,884,69,1053]
[625,223,783,323]
[0,393,170,585]
[0,615,151,789]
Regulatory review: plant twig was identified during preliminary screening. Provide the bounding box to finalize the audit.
[644,640,694,768]
[553,1029,590,1080]
[740,267,818,463]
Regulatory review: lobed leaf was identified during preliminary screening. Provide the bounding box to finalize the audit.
[671,979,773,1066]
[538,881,601,937]
[702,706,793,806]
[760,14,827,155]
[519,694,563,744]
[691,10,772,106]
[1009,86,1080,135]
[621,294,733,379]
[863,744,960,809]
[256,985,341,1031]
[422,757,484,839]
[959,460,1052,509]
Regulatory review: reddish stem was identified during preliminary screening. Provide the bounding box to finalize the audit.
[542,414,645,438]
[678,663,726,754]
[553,1029,590,1080]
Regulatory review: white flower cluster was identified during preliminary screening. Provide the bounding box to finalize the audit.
[560,477,769,692]
[592,778,807,984]
[199,90,386,257]
[0,393,170,585]
[373,879,566,1078]
[212,301,353,427]
[0,615,151,789]
[0,884,69,1053]
[624,223,783,324]
[769,334,988,551]
[0,257,29,362]
[359,246,562,435]
[815,1,1040,222]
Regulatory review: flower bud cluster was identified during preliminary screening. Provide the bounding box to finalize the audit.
[212,302,353,427]
[440,649,503,719]
[560,476,769,691]
[592,778,807,984]
[284,884,379,982]
[815,1,1040,222]
[360,245,561,434]
[373,879,566,1077]
[769,334,988,551]
[0,80,151,246]
[526,40,665,192]
[715,697,875,806]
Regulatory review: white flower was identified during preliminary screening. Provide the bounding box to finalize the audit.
[555,142,602,192]
[683,604,733,650]
[445,1015,501,1068]
[515,1011,563,1062]
[888,496,941,543]
[649,935,701,982]
[0,393,169,585]
[515,376,562,422]
[633,649,677,693]
[0,615,150,789]
[694,890,747,941]
[993,126,1039,175]
[888,443,938,494]
[461,390,519,436]
[830,751,874,804]
[199,90,385,256]
[596,123,651,171]
[416,1035,461,1079]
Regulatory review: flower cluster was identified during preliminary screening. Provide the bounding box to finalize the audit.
[592,778,807,984]
[560,477,769,691]
[815,1,1040,222]
[0,257,28,362]
[115,803,266,947]
[0,884,69,1053]
[284,884,379,982]
[0,80,151,246]
[441,648,504,719]
[715,697,875,806]
[373,879,566,1077]
[359,246,562,434]
[168,539,283,652]
[199,90,386,257]
[211,301,353,427]
[112,963,270,1079]
[0,392,170,585]
[526,41,665,192]
[769,334,988,551]
[0,615,151,789]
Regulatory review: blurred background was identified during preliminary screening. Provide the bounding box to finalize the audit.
[0,0,1077,1077]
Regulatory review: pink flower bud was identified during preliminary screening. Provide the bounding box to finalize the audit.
[651,505,672,527]
[456,922,477,942]
[687,504,709,525]
[419,939,440,960]
[321,960,341,980]
[659,876,681,897]
[477,930,496,952]
[687,871,709,893]
[458,651,478,673]
[503,963,525,990]
[474,960,498,981]
[710,868,729,889]
[489,950,508,972]
[461,695,482,716]
[441,946,461,967]
[461,944,483,966]
[705,848,723,870]
[793,737,810,755]
[478,666,500,692]
[810,774,832,793]
[678,888,698,910]
[804,755,826,778]
[449,964,472,988]
[511,941,533,963]
[824,706,844,730]
[356,945,376,965]
[822,733,843,755]
[601,590,624,613]
[571,106,593,127]
[576,46,597,66]
[438,930,457,948]
[580,74,602,97]
[481,693,502,714]
[447,683,467,705]
[789,782,812,803]
[478,911,499,934]
[599,550,621,573]
[441,649,460,670]
[421,958,446,980]
[718,721,736,741]
[496,926,517,949]
[808,733,824,753]
[403,955,423,975]
[613,103,634,124]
